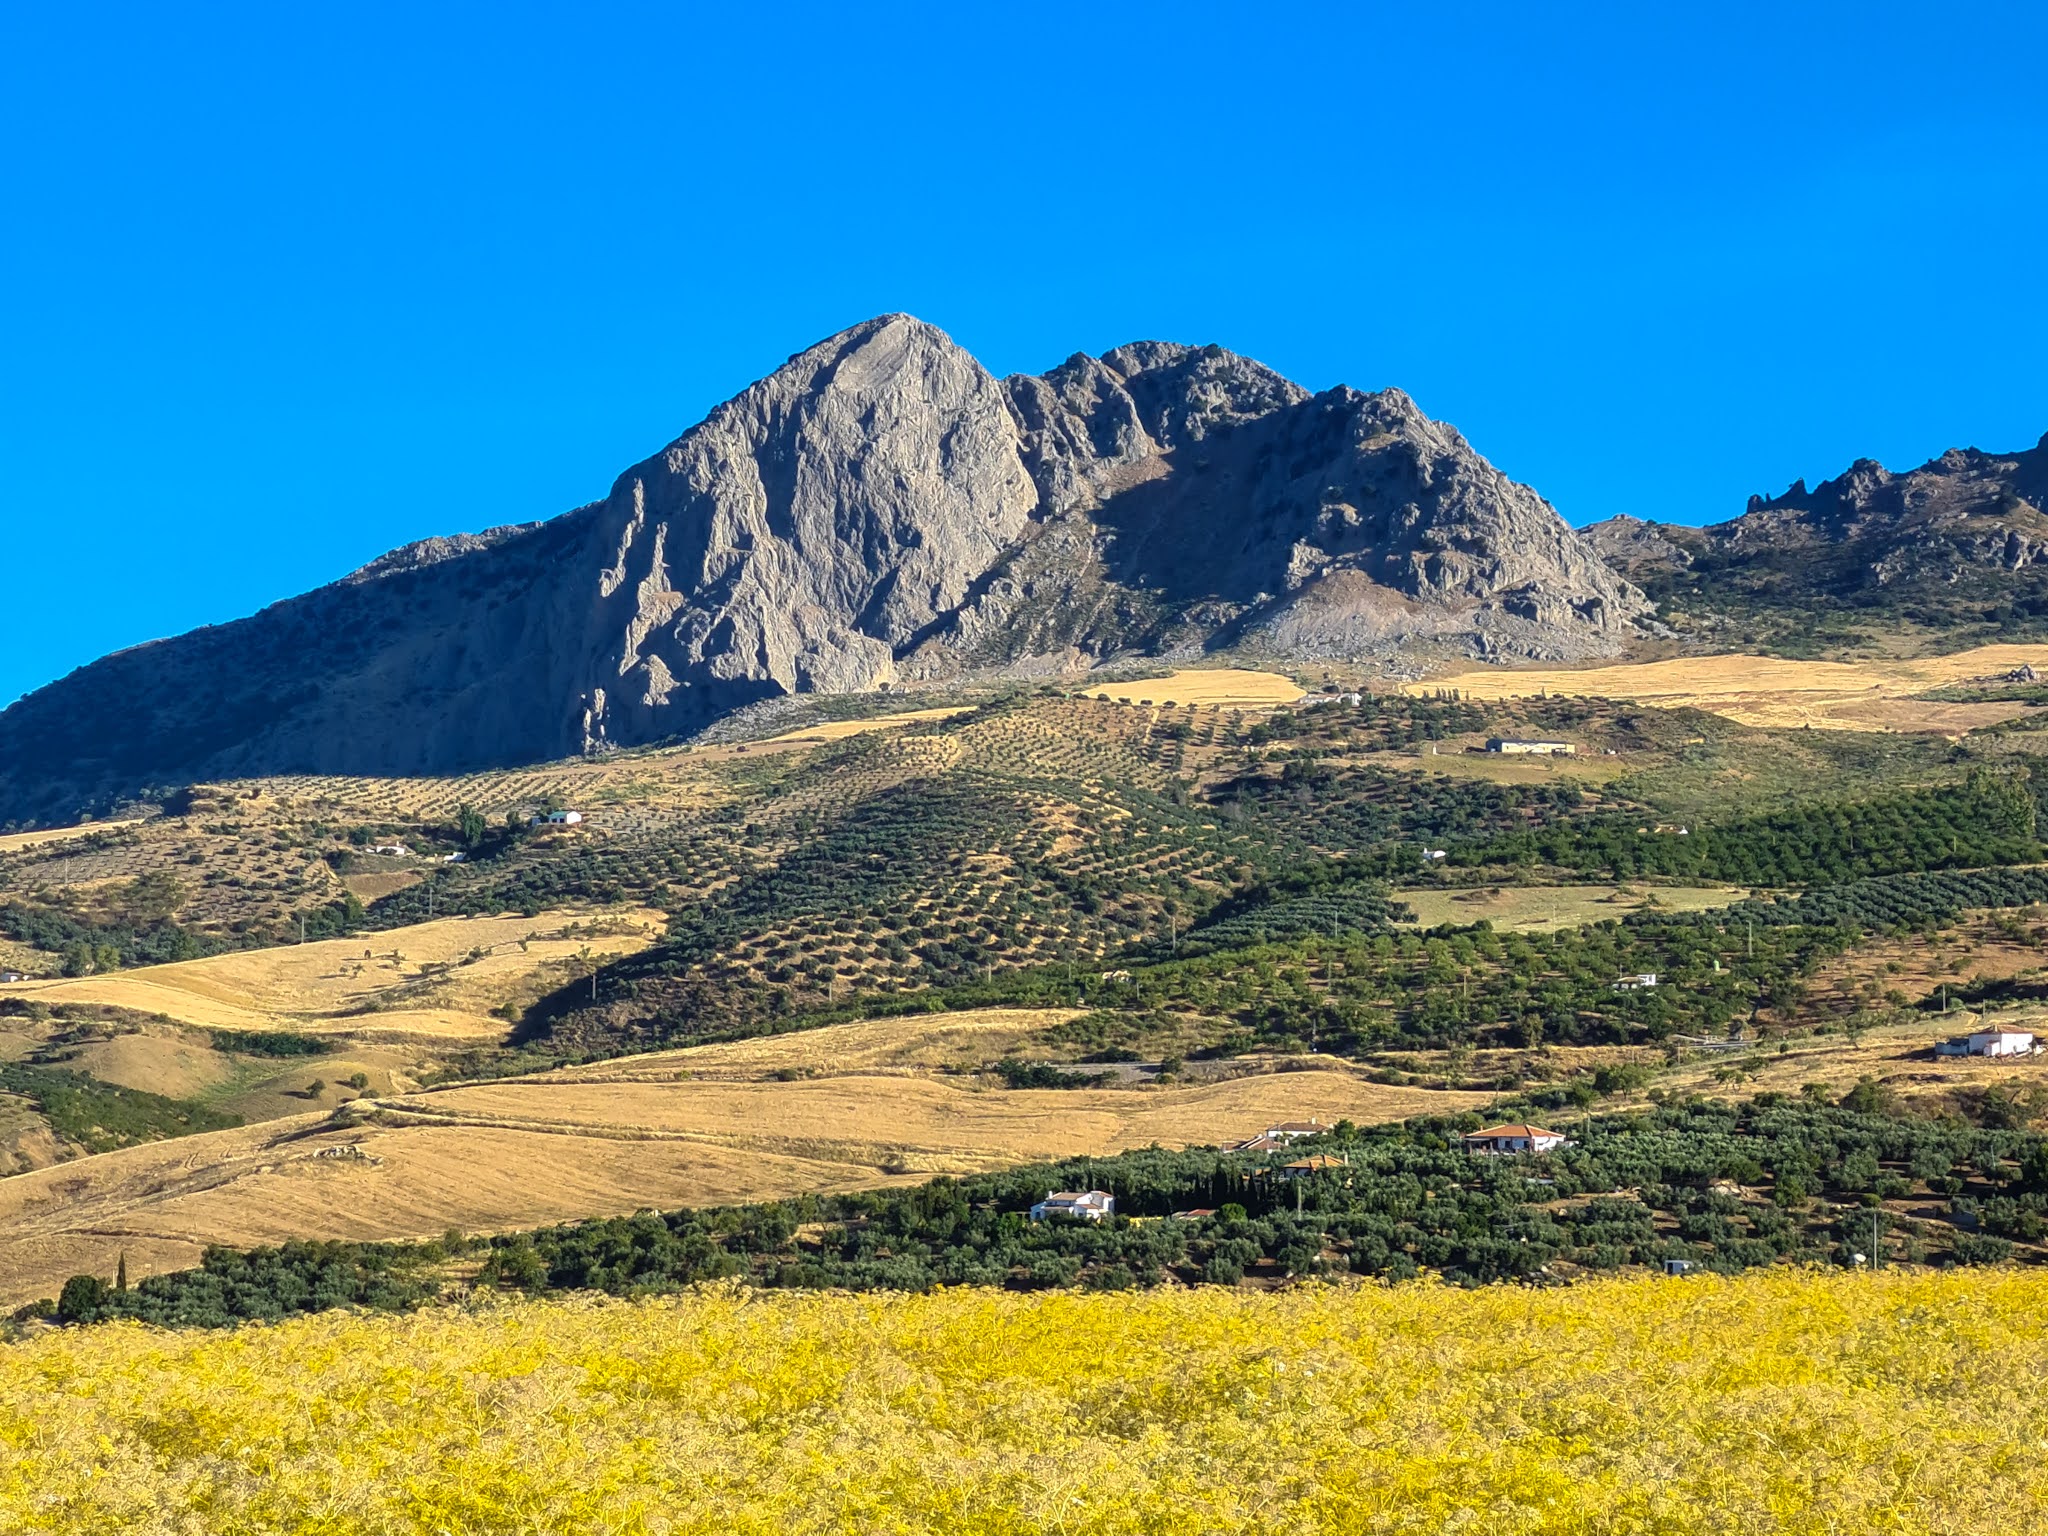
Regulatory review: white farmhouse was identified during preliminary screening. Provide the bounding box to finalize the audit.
[1464,1123,1571,1155]
[1030,1190,1115,1222]
[1936,1027,2037,1058]
[1232,1118,1332,1152]
[1485,738,1576,756]
[543,810,584,826]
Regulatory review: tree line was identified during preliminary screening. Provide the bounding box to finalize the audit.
[41,1097,2043,1329]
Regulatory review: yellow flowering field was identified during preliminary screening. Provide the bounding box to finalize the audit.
[4,1272,2047,1533]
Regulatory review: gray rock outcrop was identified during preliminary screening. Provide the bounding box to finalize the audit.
[0,315,1648,821]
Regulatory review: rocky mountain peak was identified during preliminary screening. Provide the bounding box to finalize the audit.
[0,315,1647,821]
[1093,341,1309,449]
[1592,427,2048,633]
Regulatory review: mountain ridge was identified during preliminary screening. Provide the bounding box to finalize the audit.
[0,314,1645,822]
[1585,431,2048,646]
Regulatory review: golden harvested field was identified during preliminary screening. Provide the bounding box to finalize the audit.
[0,908,665,1040]
[761,705,976,745]
[0,817,146,854]
[553,1007,1089,1079]
[393,1064,1452,1167]
[0,1046,1480,1307]
[1086,667,1305,706]
[10,1272,2048,1533]
[1398,882,1747,932]
[1413,641,2048,732]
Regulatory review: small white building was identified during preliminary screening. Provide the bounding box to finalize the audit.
[1231,1119,1331,1153]
[1612,973,1659,991]
[1421,848,1449,862]
[1485,738,1576,756]
[1464,1123,1571,1155]
[1030,1190,1115,1222]
[366,843,412,858]
[1936,1027,2037,1058]
[543,810,584,826]
[0,970,25,984]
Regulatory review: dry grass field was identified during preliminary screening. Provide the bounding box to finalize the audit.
[0,1014,1483,1306]
[761,705,976,745]
[1085,667,1305,706]
[0,817,147,853]
[0,908,665,1040]
[1414,641,2048,732]
[1397,882,1747,932]
[12,1273,2048,1533]
[1634,1010,2048,1111]
[553,1007,1091,1079]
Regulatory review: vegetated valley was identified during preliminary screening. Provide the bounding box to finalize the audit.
[6,318,2048,1528]
[9,652,2048,1326]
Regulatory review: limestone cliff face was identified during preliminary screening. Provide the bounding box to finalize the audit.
[570,316,1037,748]
[0,316,1646,821]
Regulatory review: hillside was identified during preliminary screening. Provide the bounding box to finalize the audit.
[12,652,2048,1304]
[1586,430,2048,653]
[0,316,1645,824]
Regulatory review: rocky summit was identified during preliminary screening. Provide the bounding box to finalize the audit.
[0,316,1646,820]
[1584,432,2048,644]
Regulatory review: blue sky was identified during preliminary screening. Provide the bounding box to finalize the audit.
[3,2,2045,705]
